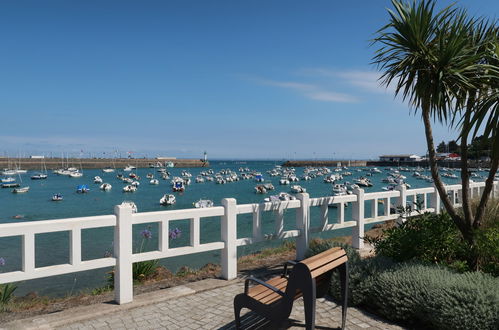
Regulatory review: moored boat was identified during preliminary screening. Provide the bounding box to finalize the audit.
[52,193,63,201]
[159,194,176,206]
[194,199,214,208]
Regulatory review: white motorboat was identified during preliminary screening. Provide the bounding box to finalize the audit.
[172,178,185,192]
[94,176,103,184]
[354,177,373,187]
[121,201,138,213]
[254,174,264,182]
[195,176,205,183]
[102,168,115,173]
[1,177,16,183]
[149,179,159,185]
[255,185,267,194]
[194,199,214,208]
[332,183,350,196]
[279,178,290,185]
[290,185,306,193]
[131,181,140,186]
[76,185,90,193]
[123,185,137,192]
[160,194,176,206]
[264,192,297,202]
[100,183,112,191]
[51,193,63,201]
[30,173,48,180]
[69,171,83,178]
[146,173,154,179]
[123,165,136,172]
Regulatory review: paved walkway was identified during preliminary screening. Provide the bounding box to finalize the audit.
[4,278,404,330]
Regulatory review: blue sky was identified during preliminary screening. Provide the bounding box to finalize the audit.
[1,0,497,160]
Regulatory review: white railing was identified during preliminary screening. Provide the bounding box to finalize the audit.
[0,181,496,304]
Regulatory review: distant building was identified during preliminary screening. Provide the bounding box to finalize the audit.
[156,157,177,160]
[379,154,422,162]
[30,155,45,159]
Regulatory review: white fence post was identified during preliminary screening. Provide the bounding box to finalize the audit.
[395,184,407,224]
[114,204,134,304]
[295,193,310,260]
[431,183,441,214]
[221,198,237,280]
[352,188,365,249]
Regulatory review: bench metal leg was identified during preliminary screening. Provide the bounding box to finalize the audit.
[302,281,317,330]
[234,301,242,329]
[339,262,349,330]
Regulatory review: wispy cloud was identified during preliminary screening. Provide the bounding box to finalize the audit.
[302,68,395,94]
[253,77,358,103]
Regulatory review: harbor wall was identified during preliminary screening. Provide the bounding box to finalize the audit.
[282,160,367,167]
[0,158,208,170]
[283,160,490,169]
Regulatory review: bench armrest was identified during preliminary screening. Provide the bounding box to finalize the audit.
[244,276,286,297]
[282,260,297,278]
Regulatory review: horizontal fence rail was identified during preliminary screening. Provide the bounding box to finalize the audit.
[0,181,496,304]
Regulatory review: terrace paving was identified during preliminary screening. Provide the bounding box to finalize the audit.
[3,278,404,330]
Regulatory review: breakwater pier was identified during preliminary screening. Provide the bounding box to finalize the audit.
[0,157,208,170]
[282,160,367,167]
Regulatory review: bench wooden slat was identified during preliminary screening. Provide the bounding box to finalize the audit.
[309,255,348,278]
[301,247,341,268]
[248,277,287,297]
[302,248,345,272]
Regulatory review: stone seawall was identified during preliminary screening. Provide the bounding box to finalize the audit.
[282,160,367,167]
[0,158,208,170]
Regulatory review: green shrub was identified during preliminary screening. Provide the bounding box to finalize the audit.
[471,198,499,276]
[364,264,499,329]
[306,240,499,329]
[366,212,468,268]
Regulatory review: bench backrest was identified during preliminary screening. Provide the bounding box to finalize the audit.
[301,247,348,279]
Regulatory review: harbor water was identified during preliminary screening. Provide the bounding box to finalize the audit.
[0,161,482,297]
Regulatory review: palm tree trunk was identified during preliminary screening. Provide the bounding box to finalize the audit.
[422,107,471,240]
[460,101,473,226]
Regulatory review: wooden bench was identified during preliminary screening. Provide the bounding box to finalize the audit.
[234,247,348,330]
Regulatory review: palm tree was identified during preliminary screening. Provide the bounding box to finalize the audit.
[372,0,498,267]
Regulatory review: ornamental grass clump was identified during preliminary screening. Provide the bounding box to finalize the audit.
[0,257,17,307]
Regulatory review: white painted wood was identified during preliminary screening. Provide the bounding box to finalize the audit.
[70,229,81,266]
[114,204,134,305]
[295,193,310,260]
[338,202,345,224]
[252,204,262,242]
[0,215,116,238]
[159,220,168,252]
[0,258,116,284]
[22,232,35,273]
[320,201,328,230]
[431,184,441,214]
[221,198,237,280]
[352,188,365,249]
[132,242,225,262]
[190,217,200,247]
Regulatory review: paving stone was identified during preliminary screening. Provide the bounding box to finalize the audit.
[31,282,406,330]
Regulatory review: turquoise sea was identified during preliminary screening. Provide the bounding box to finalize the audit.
[0,161,480,297]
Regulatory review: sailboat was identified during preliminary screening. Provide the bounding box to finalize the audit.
[31,158,48,180]
[12,172,29,193]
